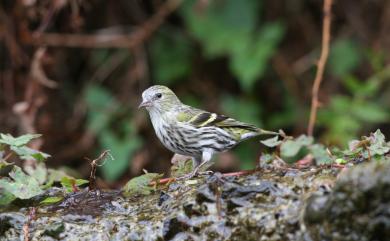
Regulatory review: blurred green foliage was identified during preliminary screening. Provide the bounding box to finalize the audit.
[151,30,193,85]
[319,42,389,144]
[221,95,264,169]
[1,0,389,183]
[77,0,388,179]
[84,85,143,181]
[328,39,362,76]
[180,0,284,91]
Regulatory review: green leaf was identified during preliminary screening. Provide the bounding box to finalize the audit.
[0,133,42,147]
[0,190,16,206]
[335,158,347,164]
[261,136,282,148]
[122,173,163,197]
[0,166,43,199]
[46,169,71,183]
[60,177,89,193]
[368,129,390,156]
[281,135,313,158]
[40,196,63,205]
[309,144,333,164]
[10,146,50,162]
[24,162,48,185]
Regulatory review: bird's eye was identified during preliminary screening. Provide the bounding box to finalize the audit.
[156,93,162,98]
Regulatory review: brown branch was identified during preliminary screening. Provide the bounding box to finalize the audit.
[30,48,58,88]
[88,150,111,191]
[23,207,36,241]
[23,0,181,49]
[307,0,333,136]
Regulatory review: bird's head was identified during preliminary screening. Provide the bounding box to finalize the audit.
[138,85,181,112]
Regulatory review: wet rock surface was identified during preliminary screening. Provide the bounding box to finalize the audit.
[304,160,390,241]
[0,162,388,241]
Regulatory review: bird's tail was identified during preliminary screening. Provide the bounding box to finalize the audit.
[257,128,280,136]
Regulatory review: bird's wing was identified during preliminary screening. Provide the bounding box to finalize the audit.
[175,106,261,140]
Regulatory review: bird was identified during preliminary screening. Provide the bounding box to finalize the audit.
[138,85,278,179]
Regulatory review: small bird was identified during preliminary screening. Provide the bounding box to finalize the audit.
[139,85,278,178]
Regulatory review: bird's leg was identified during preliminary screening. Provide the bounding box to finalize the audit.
[192,151,213,177]
[178,151,213,179]
[193,162,214,176]
[175,156,201,180]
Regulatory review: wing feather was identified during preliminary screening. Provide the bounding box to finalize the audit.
[176,106,260,138]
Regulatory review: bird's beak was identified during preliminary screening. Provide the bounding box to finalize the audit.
[138,100,152,109]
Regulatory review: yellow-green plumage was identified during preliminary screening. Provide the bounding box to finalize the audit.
[139,85,278,178]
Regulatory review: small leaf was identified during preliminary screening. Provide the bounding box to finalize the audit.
[122,173,163,197]
[40,196,63,205]
[368,129,390,155]
[25,162,47,185]
[0,134,42,147]
[60,177,89,193]
[261,136,282,147]
[0,190,16,206]
[335,158,347,164]
[281,135,313,158]
[75,179,89,186]
[10,146,50,162]
[309,144,333,164]
[0,166,43,199]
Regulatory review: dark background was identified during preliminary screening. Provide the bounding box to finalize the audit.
[0,0,389,186]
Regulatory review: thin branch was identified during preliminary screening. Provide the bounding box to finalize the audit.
[307,0,333,136]
[88,150,111,191]
[24,0,181,49]
[23,207,36,241]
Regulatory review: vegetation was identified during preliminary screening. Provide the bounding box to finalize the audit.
[0,1,389,186]
[1,129,389,208]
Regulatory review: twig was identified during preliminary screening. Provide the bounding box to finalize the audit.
[2,152,13,162]
[25,0,181,49]
[30,48,58,88]
[23,207,36,241]
[307,0,333,136]
[88,150,111,191]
